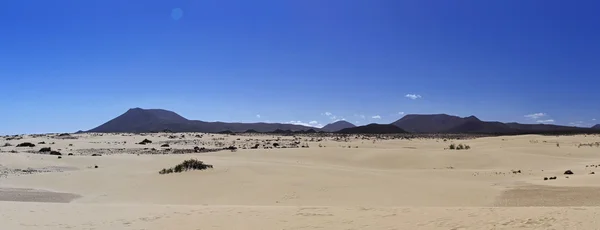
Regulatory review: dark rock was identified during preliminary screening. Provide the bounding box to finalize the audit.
[91,153,101,156]
[94,165,98,168]
[161,144,170,147]
[68,153,74,156]
[58,156,62,159]
[38,141,46,144]
[564,170,574,175]
[49,151,62,156]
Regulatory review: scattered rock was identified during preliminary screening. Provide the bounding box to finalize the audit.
[544,177,548,180]
[161,144,170,147]
[564,170,574,175]
[94,165,98,168]
[591,172,595,174]
[91,153,101,156]
[49,151,62,156]
[68,153,74,156]
[57,156,62,159]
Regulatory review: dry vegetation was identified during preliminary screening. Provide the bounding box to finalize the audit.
[158,159,213,174]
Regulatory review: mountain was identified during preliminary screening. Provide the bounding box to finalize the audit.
[337,124,407,134]
[592,124,600,130]
[321,121,356,132]
[88,108,315,133]
[391,114,474,133]
[391,114,600,134]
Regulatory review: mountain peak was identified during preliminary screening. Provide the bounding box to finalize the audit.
[593,124,600,129]
[321,120,356,132]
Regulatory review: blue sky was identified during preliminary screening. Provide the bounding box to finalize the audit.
[1,0,599,134]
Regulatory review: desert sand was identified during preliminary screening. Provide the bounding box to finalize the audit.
[2,132,600,229]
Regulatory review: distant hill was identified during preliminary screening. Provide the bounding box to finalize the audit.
[321,120,356,132]
[337,124,407,134]
[392,114,600,134]
[392,114,472,133]
[87,108,600,134]
[593,124,600,130]
[87,108,315,133]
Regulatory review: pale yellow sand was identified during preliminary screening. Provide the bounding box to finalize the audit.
[1,133,600,229]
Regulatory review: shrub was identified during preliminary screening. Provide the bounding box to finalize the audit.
[448,143,470,150]
[16,142,35,147]
[39,147,51,152]
[159,159,213,174]
[138,139,152,145]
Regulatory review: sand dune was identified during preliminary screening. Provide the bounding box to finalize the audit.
[1,133,600,229]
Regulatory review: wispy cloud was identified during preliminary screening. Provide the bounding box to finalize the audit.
[593,118,597,121]
[288,120,324,128]
[405,94,422,100]
[323,112,342,120]
[256,114,261,118]
[398,112,405,115]
[536,119,555,124]
[371,115,381,119]
[524,113,546,119]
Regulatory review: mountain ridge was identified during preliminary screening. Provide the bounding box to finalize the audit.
[87,108,600,134]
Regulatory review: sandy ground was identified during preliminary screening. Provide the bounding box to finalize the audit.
[1,133,600,229]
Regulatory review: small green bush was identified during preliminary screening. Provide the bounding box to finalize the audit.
[159,159,213,174]
[448,143,470,150]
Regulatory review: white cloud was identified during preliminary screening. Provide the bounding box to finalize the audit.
[524,113,546,119]
[536,119,555,123]
[323,112,343,120]
[256,114,261,118]
[288,120,323,128]
[371,115,381,119]
[405,94,422,100]
[593,118,597,121]
[398,112,405,115]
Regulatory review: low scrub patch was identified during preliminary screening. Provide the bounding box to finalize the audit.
[16,142,35,147]
[159,159,213,174]
[448,143,471,150]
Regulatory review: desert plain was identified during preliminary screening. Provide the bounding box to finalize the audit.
[2,132,600,229]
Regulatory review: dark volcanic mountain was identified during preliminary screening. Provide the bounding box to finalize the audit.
[337,124,407,134]
[321,120,356,132]
[392,114,474,133]
[392,114,599,134]
[88,108,315,133]
[593,124,600,130]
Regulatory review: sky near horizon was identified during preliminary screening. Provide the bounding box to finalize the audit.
[1,0,599,134]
